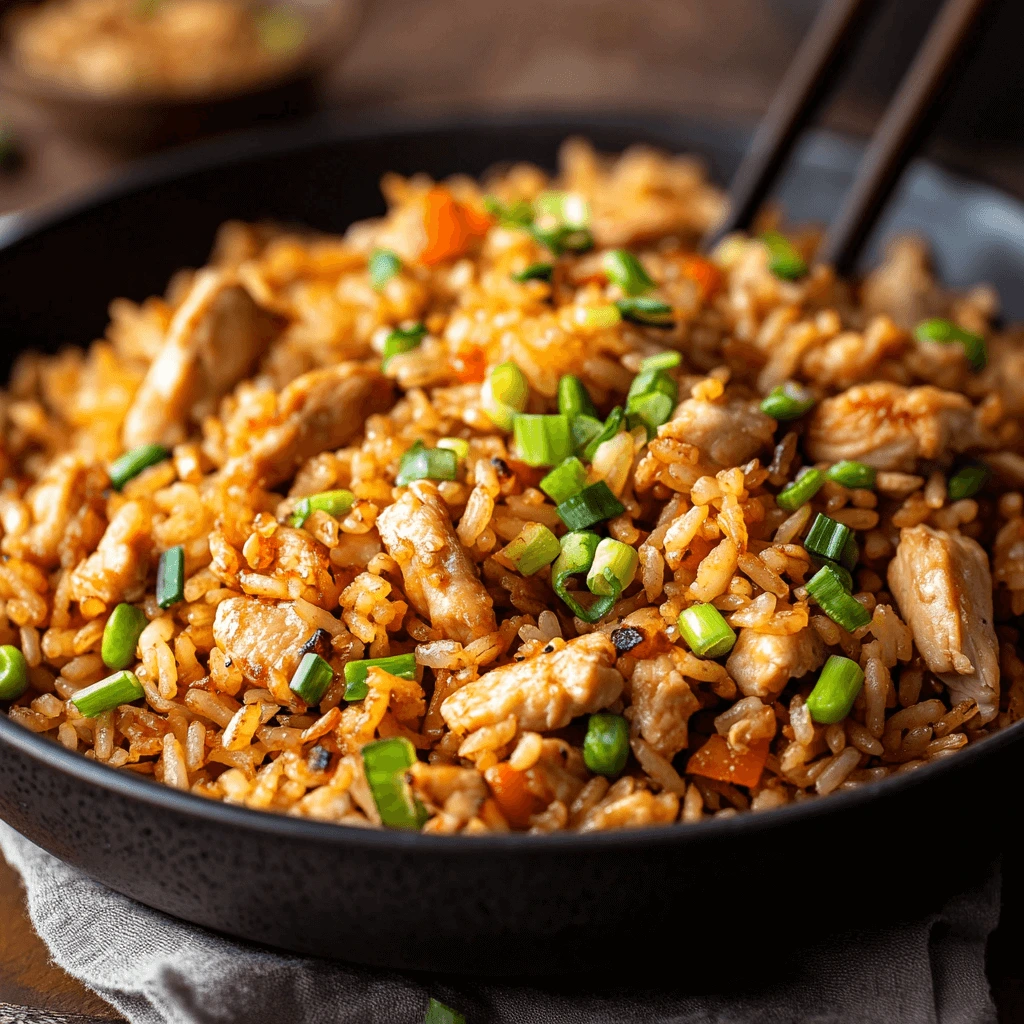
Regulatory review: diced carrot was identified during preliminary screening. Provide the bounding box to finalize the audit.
[486,762,545,828]
[453,345,487,384]
[420,187,492,266]
[679,254,723,303]
[686,734,770,789]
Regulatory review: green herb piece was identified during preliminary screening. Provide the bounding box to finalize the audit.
[101,604,149,671]
[109,443,170,491]
[583,712,630,777]
[806,656,865,724]
[71,671,145,718]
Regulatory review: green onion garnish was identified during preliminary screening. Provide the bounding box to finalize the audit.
[343,652,417,702]
[532,222,594,256]
[677,603,737,658]
[369,248,402,291]
[571,414,604,455]
[760,230,808,280]
[776,468,825,511]
[101,603,148,671]
[109,443,170,491]
[513,414,573,468]
[626,366,678,436]
[580,406,625,462]
[556,481,625,531]
[581,305,622,329]
[288,489,356,527]
[0,645,29,701]
[289,652,334,706]
[948,461,991,500]
[602,249,655,296]
[825,460,877,489]
[436,437,470,462]
[614,297,675,327]
[382,323,427,370]
[362,736,427,831]
[481,361,529,430]
[483,196,534,227]
[557,374,598,420]
[70,670,145,718]
[583,712,630,777]
[511,262,554,283]
[540,456,588,504]
[586,538,638,598]
[639,350,682,372]
[396,441,458,487]
[424,999,466,1024]
[156,546,185,609]
[805,564,871,632]
[500,522,561,576]
[760,381,815,420]
[913,318,987,372]
[804,513,851,565]
[552,531,614,623]
[530,191,593,255]
[806,655,865,724]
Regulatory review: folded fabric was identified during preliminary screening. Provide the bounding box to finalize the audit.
[0,821,999,1024]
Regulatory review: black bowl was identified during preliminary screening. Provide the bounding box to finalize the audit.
[1,111,1022,975]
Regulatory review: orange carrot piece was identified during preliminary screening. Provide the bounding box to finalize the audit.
[686,734,769,788]
[420,187,492,266]
[453,345,487,384]
[486,763,544,828]
[679,254,723,303]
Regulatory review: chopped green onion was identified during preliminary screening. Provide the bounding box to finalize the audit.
[948,462,991,501]
[513,414,572,468]
[760,230,807,280]
[156,546,184,609]
[396,441,458,487]
[913,318,987,372]
[571,414,604,455]
[806,655,865,724]
[639,350,682,372]
[552,531,616,623]
[583,712,630,777]
[289,652,334,706]
[626,367,678,436]
[580,406,625,462]
[344,652,417,702]
[804,514,851,565]
[288,489,356,527]
[539,456,588,504]
[530,191,592,255]
[587,538,638,597]
[603,249,654,296]
[677,603,737,658]
[101,603,148,670]
[109,443,170,491]
[71,670,144,718]
[436,437,470,462]
[557,375,598,420]
[362,736,427,830]
[481,361,529,430]
[615,297,674,327]
[511,262,554,283]
[760,381,815,420]
[254,6,306,53]
[826,461,877,489]
[533,225,594,254]
[382,323,426,370]
[556,481,625,531]
[0,645,29,701]
[483,195,533,227]
[499,522,561,576]
[368,248,402,291]
[580,305,622,329]
[425,999,466,1024]
[776,468,825,511]
[805,564,872,632]
[535,190,589,226]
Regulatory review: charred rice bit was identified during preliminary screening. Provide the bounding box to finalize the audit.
[1,138,1020,834]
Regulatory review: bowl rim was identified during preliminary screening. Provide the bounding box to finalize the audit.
[2,105,1022,855]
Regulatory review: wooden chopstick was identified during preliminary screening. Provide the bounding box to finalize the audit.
[817,0,992,273]
[702,0,880,251]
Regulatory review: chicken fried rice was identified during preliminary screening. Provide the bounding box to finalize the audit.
[2,139,1023,835]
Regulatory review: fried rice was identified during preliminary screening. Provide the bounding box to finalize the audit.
[2,137,1023,834]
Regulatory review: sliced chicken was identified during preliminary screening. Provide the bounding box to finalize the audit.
[213,596,314,689]
[726,627,826,700]
[441,632,623,734]
[68,500,152,608]
[661,391,776,467]
[377,482,495,644]
[122,270,280,448]
[226,363,394,487]
[887,525,999,722]
[629,653,701,758]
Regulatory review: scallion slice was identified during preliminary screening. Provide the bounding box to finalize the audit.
[436,437,470,462]
[369,248,402,291]
[513,414,573,468]
[539,456,588,504]
[362,736,427,830]
[603,249,654,296]
[806,655,865,724]
[288,489,356,527]
[760,381,815,420]
[156,546,184,609]
[760,230,807,280]
[499,522,561,576]
[71,670,144,718]
[913,318,987,372]
[825,460,877,489]
[804,513,851,565]
[531,191,593,255]
[289,652,334,706]
[555,481,625,531]
[580,305,622,329]
[101,603,148,670]
[425,998,466,1024]
[481,361,529,430]
[639,350,682,372]
[587,538,638,597]
[382,323,426,370]
[571,414,604,455]
[511,262,554,283]
[805,564,872,632]
[626,366,678,436]
[396,442,459,487]
[109,443,170,491]
[776,468,825,511]
[0,645,29,701]
[552,531,616,623]
[948,461,991,500]
[615,297,675,327]
[583,712,630,777]
[580,406,625,462]
[557,374,598,420]
[343,652,417,702]
[677,603,737,658]
[483,195,534,227]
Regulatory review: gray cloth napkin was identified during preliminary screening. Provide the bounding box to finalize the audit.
[0,820,1000,1024]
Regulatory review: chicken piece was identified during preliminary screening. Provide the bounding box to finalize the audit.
[440,632,623,735]
[726,627,826,699]
[629,652,701,758]
[860,237,944,330]
[805,382,991,472]
[887,525,999,722]
[68,500,152,609]
[122,270,280,448]
[969,331,1024,417]
[661,392,776,467]
[227,363,394,487]
[213,596,315,690]
[1,454,87,566]
[376,482,495,644]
